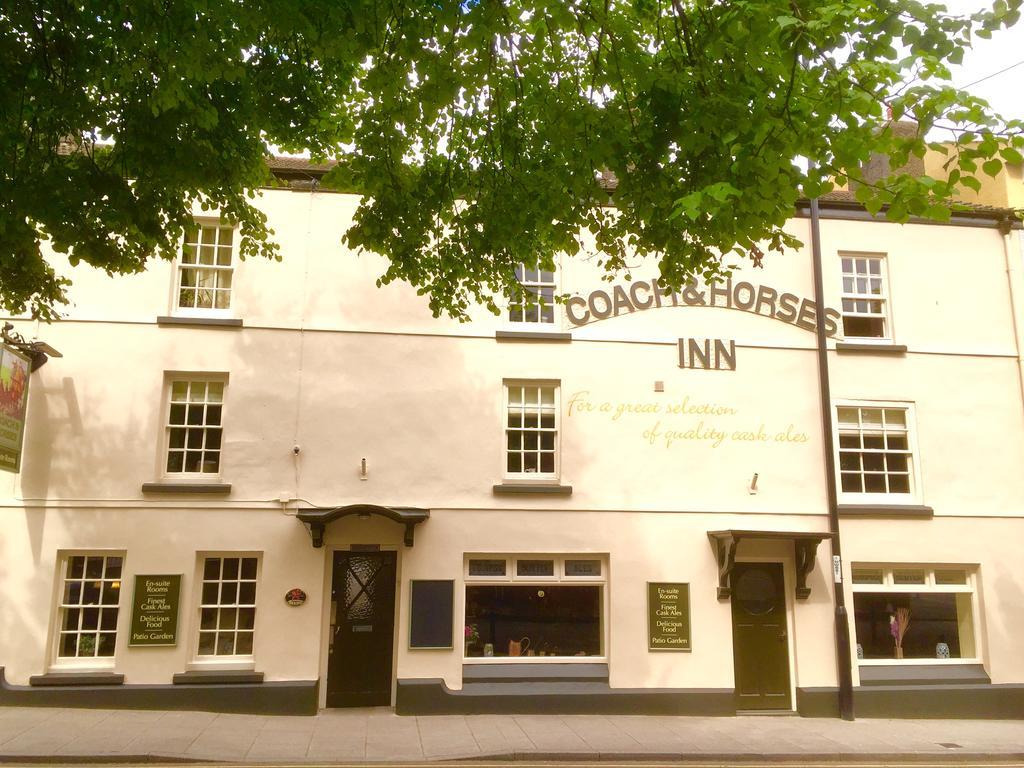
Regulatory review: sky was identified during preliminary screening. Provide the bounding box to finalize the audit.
[942,0,1024,121]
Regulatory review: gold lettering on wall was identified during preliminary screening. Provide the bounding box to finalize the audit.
[566,390,810,449]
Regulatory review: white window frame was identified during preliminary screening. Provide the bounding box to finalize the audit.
[463,554,608,664]
[838,252,893,342]
[161,373,228,480]
[188,552,261,671]
[834,400,922,505]
[49,551,126,672]
[507,262,559,327]
[851,563,981,667]
[502,380,560,482]
[173,218,236,318]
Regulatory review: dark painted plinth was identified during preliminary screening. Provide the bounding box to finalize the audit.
[0,667,317,715]
[797,685,1024,719]
[396,678,735,716]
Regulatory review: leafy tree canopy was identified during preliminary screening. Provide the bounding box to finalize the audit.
[3,0,1023,320]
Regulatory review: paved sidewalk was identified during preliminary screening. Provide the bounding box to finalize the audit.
[1,706,1023,763]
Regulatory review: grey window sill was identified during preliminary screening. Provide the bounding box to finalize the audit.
[157,316,243,328]
[173,670,264,685]
[835,342,907,354]
[493,483,573,495]
[142,482,232,495]
[495,330,572,342]
[838,504,933,518]
[858,663,990,686]
[30,672,124,687]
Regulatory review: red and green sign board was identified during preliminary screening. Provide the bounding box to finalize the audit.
[0,344,30,473]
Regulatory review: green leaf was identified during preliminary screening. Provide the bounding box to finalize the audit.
[983,159,1003,177]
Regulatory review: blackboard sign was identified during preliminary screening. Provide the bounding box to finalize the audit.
[647,582,691,651]
[409,580,453,649]
[129,575,182,646]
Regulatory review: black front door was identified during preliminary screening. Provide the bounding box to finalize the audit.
[327,551,397,707]
[730,562,792,710]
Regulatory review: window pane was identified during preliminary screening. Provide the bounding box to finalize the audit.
[201,608,217,630]
[469,559,507,577]
[852,567,883,584]
[516,560,554,577]
[893,569,926,585]
[235,632,254,655]
[201,582,219,605]
[203,558,221,580]
[241,558,257,579]
[854,592,969,660]
[216,634,234,655]
[238,607,256,630]
[198,632,216,655]
[465,585,601,658]
[935,570,968,586]
[565,560,601,577]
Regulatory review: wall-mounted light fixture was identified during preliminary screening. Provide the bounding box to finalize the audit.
[748,473,759,495]
[360,457,368,481]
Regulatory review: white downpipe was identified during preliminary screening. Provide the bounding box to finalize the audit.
[1001,222,1024,417]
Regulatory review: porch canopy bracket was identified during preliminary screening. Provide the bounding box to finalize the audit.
[707,529,833,601]
[297,504,429,548]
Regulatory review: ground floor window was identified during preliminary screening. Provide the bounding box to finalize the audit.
[55,553,123,663]
[197,555,258,658]
[464,555,605,659]
[852,565,976,661]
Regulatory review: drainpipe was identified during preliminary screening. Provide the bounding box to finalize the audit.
[809,195,856,721]
[998,218,1024,416]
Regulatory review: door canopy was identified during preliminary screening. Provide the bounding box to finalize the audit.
[297,504,429,548]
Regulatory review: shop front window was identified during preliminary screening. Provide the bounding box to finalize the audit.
[852,565,976,662]
[464,555,605,660]
[466,585,601,658]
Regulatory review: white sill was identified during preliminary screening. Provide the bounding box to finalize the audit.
[187,657,256,672]
[162,474,224,482]
[503,475,560,484]
[839,336,893,344]
[48,657,116,673]
[464,656,607,664]
[858,658,980,666]
[838,493,919,505]
[173,307,234,318]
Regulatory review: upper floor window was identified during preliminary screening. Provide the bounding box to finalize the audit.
[177,221,234,314]
[840,254,889,339]
[165,378,225,476]
[54,553,123,665]
[504,382,559,478]
[836,403,916,497]
[509,264,556,324]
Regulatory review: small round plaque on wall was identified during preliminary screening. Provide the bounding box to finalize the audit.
[285,588,307,606]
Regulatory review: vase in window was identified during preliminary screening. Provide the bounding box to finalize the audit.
[856,643,863,660]
[936,641,950,659]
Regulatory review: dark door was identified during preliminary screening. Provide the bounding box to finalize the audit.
[730,562,792,710]
[327,551,397,707]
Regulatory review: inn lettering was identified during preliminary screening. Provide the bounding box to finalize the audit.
[566,277,840,336]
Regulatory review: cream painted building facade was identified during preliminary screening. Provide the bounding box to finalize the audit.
[2,172,1024,718]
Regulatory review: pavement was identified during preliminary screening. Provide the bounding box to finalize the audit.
[1,706,1023,764]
